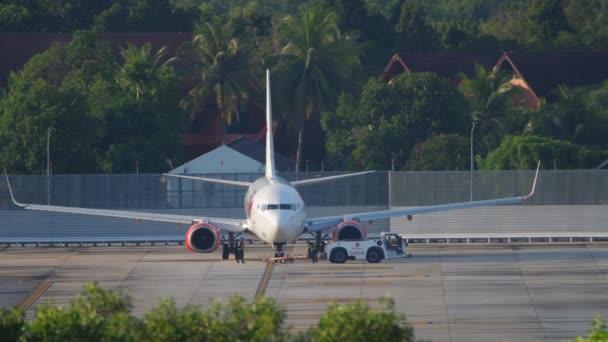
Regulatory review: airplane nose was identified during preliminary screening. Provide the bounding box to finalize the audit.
[266,212,296,242]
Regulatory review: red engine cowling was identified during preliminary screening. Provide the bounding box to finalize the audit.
[185,223,221,253]
[333,221,367,241]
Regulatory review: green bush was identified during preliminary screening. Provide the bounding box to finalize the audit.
[481,135,608,170]
[0,283,416,342]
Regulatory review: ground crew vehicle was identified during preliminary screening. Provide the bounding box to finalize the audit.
[326,232,408,263]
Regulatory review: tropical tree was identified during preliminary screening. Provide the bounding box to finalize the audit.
[116,42,168,100]
[405,133,470,170]
[393,0,439,51]
[322,73,469,170]
[180,15,258,145]
[529,84,608,149]
[274,3,360,173]
[459,64,528,157]
[481,135,608,170]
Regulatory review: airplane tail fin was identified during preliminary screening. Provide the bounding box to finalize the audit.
[265,69,277,182]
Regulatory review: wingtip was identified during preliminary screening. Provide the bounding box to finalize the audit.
[522,160,540,200]
[3,168,25,207]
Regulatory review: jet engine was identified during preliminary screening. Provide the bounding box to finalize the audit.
[333,221,367,241]
[185,223,221,253]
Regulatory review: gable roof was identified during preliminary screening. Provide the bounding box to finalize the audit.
[380,51,503,83]
[227,136,294,172]
[170,145,264,174]
[496,51,608,98]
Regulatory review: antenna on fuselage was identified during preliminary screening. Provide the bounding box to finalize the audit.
[265,69,277,182]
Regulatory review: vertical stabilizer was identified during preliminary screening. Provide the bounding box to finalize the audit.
[265,69,277,182]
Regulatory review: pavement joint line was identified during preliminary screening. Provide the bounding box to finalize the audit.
[512,245,548,342]
[19,280,53,311]
[255,262,274,298]
[286,281,393,286]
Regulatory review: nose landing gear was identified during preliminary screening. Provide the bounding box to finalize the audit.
[273,242,286,258]
[261,242,293,263]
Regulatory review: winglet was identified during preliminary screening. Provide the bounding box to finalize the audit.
[522,160,540,200]
[3,168,26,207]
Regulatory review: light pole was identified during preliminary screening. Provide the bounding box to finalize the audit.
[47,127,54,205]
[470,121,476,202]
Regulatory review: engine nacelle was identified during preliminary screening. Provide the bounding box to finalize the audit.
[333,221,367,241]
[185,223,221,253]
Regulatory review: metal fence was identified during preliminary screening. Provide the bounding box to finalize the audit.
[0,172,388,209]
[1,170,607,210]
[390,169,608,206]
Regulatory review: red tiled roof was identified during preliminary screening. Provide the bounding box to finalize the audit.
[380,51,503,83]
[497,51,608,97]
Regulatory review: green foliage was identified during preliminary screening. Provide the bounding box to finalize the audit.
[459,65,529,156]
[434,20,500,50]
[93,0,198,32]
[0,48,103,173]
[527,0,570,43]
[575,316,608,342]
[0,3,31,31]
[528,84,608,150]
[304,297,414,342]
[322,72,469,170]
[176,14,259,144]
[481,135,608,170]
[274,2,361,171]
[394,0,438,51]
[0,306,24,341]
[0,31,184,174]
[26,282,136,341]
[1,0,608,173]
[405,133,470,170]
[332,0,395,76]
[117,43,169,100]
[571,0,608,49]
[0,282,423,342]
[1,0,606,53]
[479,1,529,49]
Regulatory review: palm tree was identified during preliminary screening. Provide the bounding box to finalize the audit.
[531,84,608,149]
[117,43,167,100]
[274,4,360,173]
[178,15,258,145]
[459,64,526,156]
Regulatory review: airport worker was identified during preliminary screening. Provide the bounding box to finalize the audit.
[235,241,241,263]
[308,242,314,261]
[310,243,318,263]
[237,240,245,263]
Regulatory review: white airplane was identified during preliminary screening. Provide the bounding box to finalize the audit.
[4,70,540,259]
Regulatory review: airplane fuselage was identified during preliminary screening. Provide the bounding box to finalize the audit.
[244,176,307,244]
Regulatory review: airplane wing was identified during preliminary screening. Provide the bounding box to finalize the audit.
[163,173,252,187]
[304,161,540,233]
[291,171,375,186]
[3,170,247,233]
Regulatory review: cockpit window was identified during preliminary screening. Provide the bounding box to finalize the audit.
[264,204,294,210]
